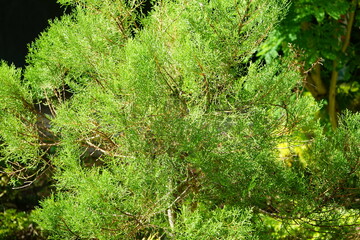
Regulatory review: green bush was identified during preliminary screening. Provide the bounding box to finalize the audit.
[0,0,359,239]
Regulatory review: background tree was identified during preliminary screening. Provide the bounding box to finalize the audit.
[0,0,359,239]
[259,0,360,129]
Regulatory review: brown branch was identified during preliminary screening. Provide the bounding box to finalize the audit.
[153,56,188,114]
[305,63,327,99]
[329,61,339,129]
[60,217,82,239]
[195,56,211,111]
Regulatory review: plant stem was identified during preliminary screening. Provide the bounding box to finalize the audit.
[306,64,327,99]
[329,61,339,129]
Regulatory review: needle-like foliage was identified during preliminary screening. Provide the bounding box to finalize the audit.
[0,0,359,239]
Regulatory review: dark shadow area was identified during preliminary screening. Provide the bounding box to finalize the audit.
[0,0,69,68]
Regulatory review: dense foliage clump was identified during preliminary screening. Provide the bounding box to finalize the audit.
[0,0,359,239]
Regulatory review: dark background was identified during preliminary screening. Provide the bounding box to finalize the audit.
[0,0,68,67]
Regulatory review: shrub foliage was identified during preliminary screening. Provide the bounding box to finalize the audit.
[0,0,359,239]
